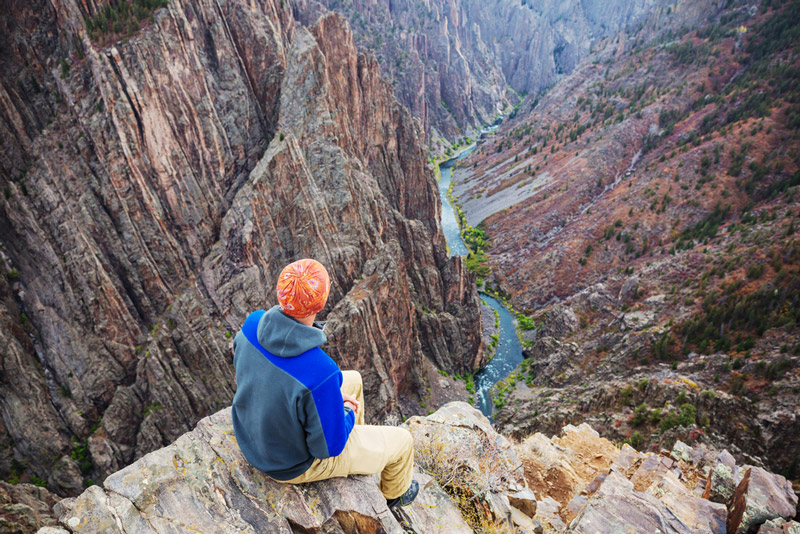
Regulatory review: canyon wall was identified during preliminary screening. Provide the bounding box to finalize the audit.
[0,0,482,495]
[310,0,701,142]
[451,0,800,480]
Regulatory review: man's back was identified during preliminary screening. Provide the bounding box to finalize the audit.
[231,258,417,508]
[232,306,354,480]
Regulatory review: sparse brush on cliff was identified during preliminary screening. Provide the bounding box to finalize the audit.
[84,0,168,42]
[413,432,516,533]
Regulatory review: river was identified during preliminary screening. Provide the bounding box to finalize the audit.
[438,147,474,257]
[436,138,524,418]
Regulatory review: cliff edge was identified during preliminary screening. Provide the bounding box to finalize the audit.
[36,402,799,534]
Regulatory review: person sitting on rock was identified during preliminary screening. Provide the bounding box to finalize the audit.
[231,258,419,508]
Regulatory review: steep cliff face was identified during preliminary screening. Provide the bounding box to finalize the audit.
[0,0,482,495]
[306,0,699,143]
[306,0,510,141]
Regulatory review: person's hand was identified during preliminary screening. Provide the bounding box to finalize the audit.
[342,392,360,414]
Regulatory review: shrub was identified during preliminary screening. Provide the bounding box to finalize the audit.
[631,404,649,426]
[618,385,633,406]
[730,376,747,396]
[143,402,163,417]
[652,331,675,360]
[660,411,678,432]
[465,249,491,278]
[464,374,475,395]
[71,440,93,475]
[85,0,169,42]
[763,359,792,381]
[678,403,696,426]
[649,408,662,425]
[626,431,645,450]
[414,431,515,533]
[746,263,764,280]
[516,314,536,330]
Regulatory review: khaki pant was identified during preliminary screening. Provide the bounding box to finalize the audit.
[277,371,414,499]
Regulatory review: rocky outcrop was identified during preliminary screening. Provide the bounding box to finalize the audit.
[0,482,60,533]
[405,402,531,528]
[566,469,727,533]
[515,423,795,534]
[42,402,541,534]
[493,366,799,479]
[0,0,482,495]
[727,467,799,534]
[44,407,472,534]
[758,519,800,534]
[37,401,800,534]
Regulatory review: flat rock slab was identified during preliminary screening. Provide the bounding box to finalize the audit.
[534,496,566,532]
[566,471,726,534]
[45,408,468,534]
[630,454,679,492]
[704,450,741,503]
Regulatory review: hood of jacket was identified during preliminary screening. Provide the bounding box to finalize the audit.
[256,305,327,357]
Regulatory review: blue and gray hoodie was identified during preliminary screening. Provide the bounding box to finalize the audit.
[231,306,355,480]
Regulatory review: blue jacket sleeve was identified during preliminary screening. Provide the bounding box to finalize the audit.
[302,372,356,458]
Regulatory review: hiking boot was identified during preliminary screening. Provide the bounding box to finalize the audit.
[386,480,419,508]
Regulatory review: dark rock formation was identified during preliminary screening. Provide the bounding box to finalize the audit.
[0,0,482,495]
[0,482,60,533]
[310,0,696,141]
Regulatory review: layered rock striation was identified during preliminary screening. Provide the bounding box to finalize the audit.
[311,0,690,141]
[0,0,482,496]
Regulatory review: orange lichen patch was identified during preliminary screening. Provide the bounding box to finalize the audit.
[346,274,378,301]
[517,425,619,512]
[521,456,579,508]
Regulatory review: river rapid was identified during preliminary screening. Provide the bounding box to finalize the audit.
[437,140,524,418]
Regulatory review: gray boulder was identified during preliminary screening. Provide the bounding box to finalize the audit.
[727,467,799,534]
[566,470,727,534]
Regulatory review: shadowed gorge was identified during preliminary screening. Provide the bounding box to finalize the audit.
[0,0,482,497]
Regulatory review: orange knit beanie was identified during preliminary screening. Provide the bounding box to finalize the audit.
[276,259,331,318]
